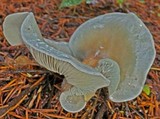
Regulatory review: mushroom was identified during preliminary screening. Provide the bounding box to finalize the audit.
[68,12,156,102]
[3,12,110,113]
[3,12,156,111]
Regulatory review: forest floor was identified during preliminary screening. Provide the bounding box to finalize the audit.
[0,0,160,119]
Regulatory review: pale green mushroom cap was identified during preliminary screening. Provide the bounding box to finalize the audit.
[60,90,86,113]
[3,12,110,112]
[69,12,156,102]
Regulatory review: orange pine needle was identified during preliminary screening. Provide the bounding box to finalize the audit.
[40,112,75,119]
[0,78,17,91]
[8,112,26,119]
[30,74,45,89]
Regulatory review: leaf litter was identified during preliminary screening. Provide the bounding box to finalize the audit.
[0,0,160,118]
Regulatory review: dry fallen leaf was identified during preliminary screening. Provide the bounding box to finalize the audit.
[14,55,38,66]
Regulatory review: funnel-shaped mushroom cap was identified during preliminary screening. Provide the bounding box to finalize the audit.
[3,12,110,112]
[69,13,156,102]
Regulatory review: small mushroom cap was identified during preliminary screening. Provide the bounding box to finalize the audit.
[60,90,86,113]
[69,12,156,102]
[60,86,96,113]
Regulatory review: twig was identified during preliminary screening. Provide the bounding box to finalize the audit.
[90,89,101,119]
[130,107,145,119]
[124,102,132,118]
[151,67,160,71]
[95,103,107,119]
[1,69,51,74]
